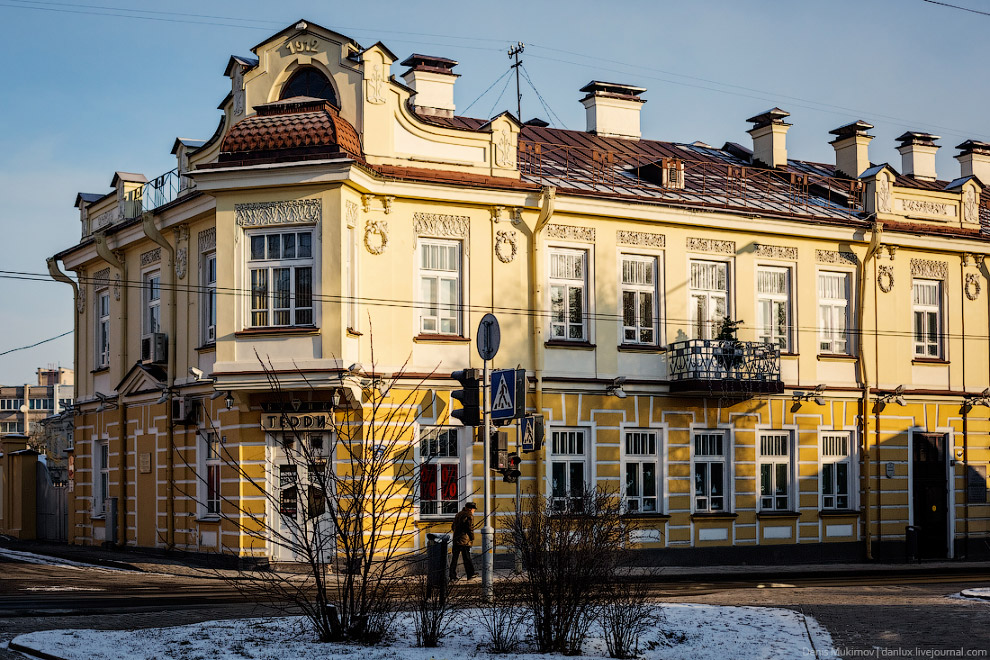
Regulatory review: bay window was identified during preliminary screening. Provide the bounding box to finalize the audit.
[248,229,314,327]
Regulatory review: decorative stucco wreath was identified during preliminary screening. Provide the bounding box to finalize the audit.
[877,265,894,294]
[364,220,389,255]
[965,273,982,301]
[495,230,517,263]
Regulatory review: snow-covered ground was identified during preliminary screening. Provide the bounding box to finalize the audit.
[959,587,990,600]
[11,603,834,660]
[0,547,124,571]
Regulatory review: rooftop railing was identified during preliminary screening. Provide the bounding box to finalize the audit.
[667,339,783,395]
[142,168,187,213]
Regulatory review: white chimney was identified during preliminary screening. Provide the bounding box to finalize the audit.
[955,140,990,183]
[829,120,874,179]
[747,108,791,169]
[579,81,646,140]
[896,132,940,181]
[400,54,458,117]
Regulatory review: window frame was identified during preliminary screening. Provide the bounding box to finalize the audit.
[416,238,463,336]
[202,251,217,345]
[619,253,661,346]
[817,270,852,355]
[692,429,730,513]
[549,427,591,512]
[346,224,359,332]
[94,439,109,518]
[755,264,793,352]
[621,427,664,514]
[245,226,317,329]
[757,430,796,512]
[417,426,464,518]
[143,269,161,338]
[688,258,731,340]
[820,431,855,511]
[912,278,943,358]
[96,288,111,369]
[548,247,590,342]
[199,431,222,518]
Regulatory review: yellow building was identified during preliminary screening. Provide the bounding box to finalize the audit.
[49,19,990,563]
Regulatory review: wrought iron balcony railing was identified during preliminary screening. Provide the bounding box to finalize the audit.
[667,339,783,395]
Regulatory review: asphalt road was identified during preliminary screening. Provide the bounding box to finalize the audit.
[2,550,989,659]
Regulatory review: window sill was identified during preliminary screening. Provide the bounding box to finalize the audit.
[617,344,666,354]
[414,334,470,343]
[91,367,110,374]
[195,343,216,353]
[817,353,857,362]
[780,352,800,358]
[690,512,737,521]
[622,513,671,520]
[912,357,949,365]
[346,327,363,337]
[416,516,456,525]
[818,509,860,518]
[235,326,319,338]
[756,511,801,520]
[545,340,596,350]
[196,516,221,523]
[91,514,106,521]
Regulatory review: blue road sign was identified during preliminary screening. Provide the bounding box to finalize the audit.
[490,369,525,421]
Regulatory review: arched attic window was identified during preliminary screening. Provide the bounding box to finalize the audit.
[279,67,338,107]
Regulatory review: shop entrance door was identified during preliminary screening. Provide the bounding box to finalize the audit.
[912,432,949,559]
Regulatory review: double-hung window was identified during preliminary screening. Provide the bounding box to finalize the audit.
[821,432,852,510]
[419,427,461,516]
[144,271,161,336]
[620,255,658,345]
[689,260,728,340]
[203,252,217,344]
[97,440,109,516]
[757,266,791,350]
[912,279,942,358]
[419,240,461,335]
[758,432,792,511]
[550,429,588,512]
[549,249,588,341]
[97,290,110,369]
[818,272,850,354]
[693,431,727,512]
[205,433,221,516]
[249,229,314,327]
[624,430,660,513]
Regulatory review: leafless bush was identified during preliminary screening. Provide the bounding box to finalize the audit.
[506,486,631,655]
[409,561,464,647]
[600,578,661,659]
[478,582,527,654]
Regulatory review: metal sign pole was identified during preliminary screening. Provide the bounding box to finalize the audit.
[481,357,493,598]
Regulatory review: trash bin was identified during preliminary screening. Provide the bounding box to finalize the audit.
[905,525,919,562]
[426,533,449,590]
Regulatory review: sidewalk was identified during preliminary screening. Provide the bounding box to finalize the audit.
[5,536,990,583]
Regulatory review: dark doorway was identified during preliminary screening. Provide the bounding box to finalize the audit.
[912,433,949,559]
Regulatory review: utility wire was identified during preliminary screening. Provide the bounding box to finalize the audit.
[0,330,72,357]
[922,0,990,17]
[462,68,512,115]
[4,269,990,342]
[519,63,568,129]
[487,72,514,119]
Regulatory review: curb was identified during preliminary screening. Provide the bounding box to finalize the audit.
[9,640,67,660]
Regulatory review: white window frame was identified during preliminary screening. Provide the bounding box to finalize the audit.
[246,227,316,329]
[418,426,463,518]
[143,270,161,338]
[346,225,359,332]
[549,428,590,511]
[622,428,663,514]
[619,253,660,346]
[757,430,795,512]
[688,259,730,340]
[818,270,851,355]
[692,429,729,513]
[96,288,110,369]
[199,432,221,518]
[95,439,109,518]
[417,238,462,336]
[549,248,589,342]
[756,265,792,352]
[820,431,854,511]
[202,251,217,344]
[912,279,943,358]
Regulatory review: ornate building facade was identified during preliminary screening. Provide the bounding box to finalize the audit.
[49,20,990,563]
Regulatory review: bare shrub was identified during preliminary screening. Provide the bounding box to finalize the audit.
[478,581,527,654]
[409,561,464,647]
[506,486,630,655]
[601,577,661,659]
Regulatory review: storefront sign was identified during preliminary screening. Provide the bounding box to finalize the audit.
[262,413,331,431]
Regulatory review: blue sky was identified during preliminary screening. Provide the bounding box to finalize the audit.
[1,0,988,384]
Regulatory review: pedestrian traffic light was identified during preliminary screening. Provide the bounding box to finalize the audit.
[502,452,521,483]
[490,430,508,470]
[450,368,481,426]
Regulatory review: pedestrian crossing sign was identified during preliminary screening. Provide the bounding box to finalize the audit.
[490,368,525,421]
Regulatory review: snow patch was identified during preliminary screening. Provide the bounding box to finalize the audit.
[0,548,124,572]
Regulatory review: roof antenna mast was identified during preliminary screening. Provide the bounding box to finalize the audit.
[508,42,524,120]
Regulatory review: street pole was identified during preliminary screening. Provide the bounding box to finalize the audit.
[508,42,524,120]
[481,359,494,598]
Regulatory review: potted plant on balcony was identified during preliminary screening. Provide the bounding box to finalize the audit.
[714,318,744,374]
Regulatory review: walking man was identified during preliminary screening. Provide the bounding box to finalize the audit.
[449,502,477,581]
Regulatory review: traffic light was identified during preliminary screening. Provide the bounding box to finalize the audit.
[450,369,481,427]
[490,430,508,470]
[502,453,521,483]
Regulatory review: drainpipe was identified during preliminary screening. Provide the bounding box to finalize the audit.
[531,186,555,495]
[858,220,883,560]
[142,213,177,550]
[92,233,130,547]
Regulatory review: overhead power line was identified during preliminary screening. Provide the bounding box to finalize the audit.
[0,330,72,357]
[922,0,990,18]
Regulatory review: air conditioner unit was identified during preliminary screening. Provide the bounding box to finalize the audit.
[171,396,200,425]
[141,333,168,363]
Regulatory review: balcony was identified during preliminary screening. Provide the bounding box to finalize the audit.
[667,339,783,396]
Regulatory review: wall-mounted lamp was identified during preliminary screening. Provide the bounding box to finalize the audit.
[94,392,119,413]
[877,385,907,407]
[606,377,627,399]
[224,392,235,410]
[155,387,171,405]
[332,389,343,409]
[793,384,827,407]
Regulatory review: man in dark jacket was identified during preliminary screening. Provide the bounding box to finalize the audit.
[449,502,477,581]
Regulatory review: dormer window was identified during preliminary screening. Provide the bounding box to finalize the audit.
[280,67,338,107]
